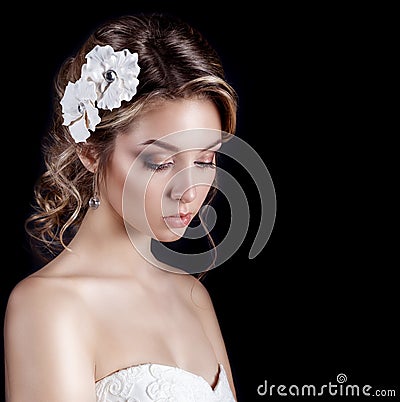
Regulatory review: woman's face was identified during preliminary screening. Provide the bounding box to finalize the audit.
[104,98,222,242]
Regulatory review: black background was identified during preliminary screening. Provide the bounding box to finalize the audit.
[1,2,398,401]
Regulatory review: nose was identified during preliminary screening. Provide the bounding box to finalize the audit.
[170,168,197,203]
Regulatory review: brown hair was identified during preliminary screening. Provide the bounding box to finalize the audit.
[25,13,238,263]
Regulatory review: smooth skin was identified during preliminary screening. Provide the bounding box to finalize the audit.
[4,99,236,401]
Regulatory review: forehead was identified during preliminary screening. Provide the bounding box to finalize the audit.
[122,98,222,151]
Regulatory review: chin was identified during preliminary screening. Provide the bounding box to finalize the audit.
[154,227,187,243]
[155,233,184,243]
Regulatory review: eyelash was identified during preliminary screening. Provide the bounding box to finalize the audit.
[145,161,216,172]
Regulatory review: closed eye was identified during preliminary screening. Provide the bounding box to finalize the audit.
[145,160,216,171]
[195,161,216,169]
[145,161,174,171]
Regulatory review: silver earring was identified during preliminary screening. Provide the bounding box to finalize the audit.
[88,174,100,209]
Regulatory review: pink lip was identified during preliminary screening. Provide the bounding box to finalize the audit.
[163,213,192,228]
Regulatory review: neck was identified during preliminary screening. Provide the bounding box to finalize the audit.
[67,200,170,277]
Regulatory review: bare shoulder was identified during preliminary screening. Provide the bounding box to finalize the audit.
[4,274,95,400]
[6,273,87,323]
[175,273,222,329]
[176,273,214,311]
[4,273,93,354]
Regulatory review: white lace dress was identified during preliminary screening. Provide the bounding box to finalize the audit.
[95,362,236,401]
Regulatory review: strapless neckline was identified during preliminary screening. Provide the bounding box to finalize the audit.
[96,362,223,390]
[95,362,236,401]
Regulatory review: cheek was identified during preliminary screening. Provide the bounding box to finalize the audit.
[195,183,214,206]
[105,155,150,218]
[144,180,164,219]
[192,168,216,202]
[122,166,166,234]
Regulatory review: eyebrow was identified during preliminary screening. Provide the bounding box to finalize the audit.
[138,139,222,152]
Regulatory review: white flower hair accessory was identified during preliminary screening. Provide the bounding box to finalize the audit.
[60,45,140,143]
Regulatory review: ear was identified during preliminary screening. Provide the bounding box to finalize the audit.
[76,144,99,173]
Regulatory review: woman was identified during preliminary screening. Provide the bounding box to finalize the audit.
[4,13,238,402]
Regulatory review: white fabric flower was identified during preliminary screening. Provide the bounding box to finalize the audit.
[60,45,140,142]
[82,45,140,111]
[60,79,101,143]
